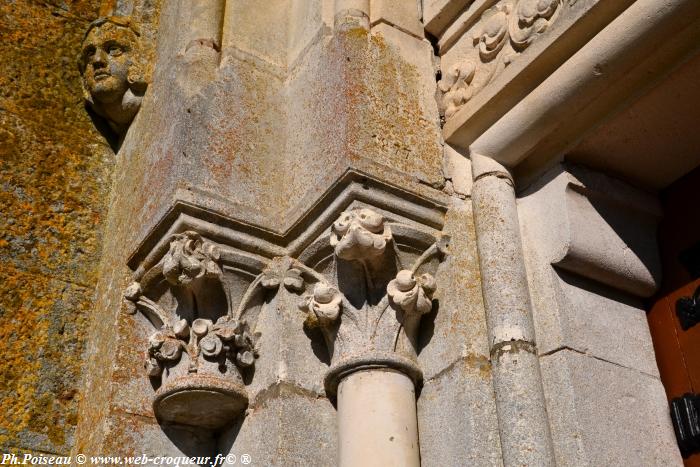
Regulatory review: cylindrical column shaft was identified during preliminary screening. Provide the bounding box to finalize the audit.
[334,0,370,30]
[471,154,555,467]
[337,370,419,467]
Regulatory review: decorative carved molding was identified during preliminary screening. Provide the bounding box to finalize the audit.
[123,179,449,422]
[296,208,449,395]
[438,0,562,119]
[79,16,148,137]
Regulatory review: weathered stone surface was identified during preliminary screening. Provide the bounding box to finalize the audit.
[423,0,472,37]
[419,199,488,379]
[0,0,111,456]
[541,349,682,466]
[0,266,92,453]
[442,145,472,198]
[549,270,659,377]
[101,411,216,461]
[247,290,328,398]
[418,358,502,467]
[439,0,636,146]
[370,0,424,38]
[224,387,337,467]
[518,164,662,375]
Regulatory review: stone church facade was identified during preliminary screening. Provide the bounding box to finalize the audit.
[2,0,700,465]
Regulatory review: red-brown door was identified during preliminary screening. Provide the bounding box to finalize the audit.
[648,166,700,465]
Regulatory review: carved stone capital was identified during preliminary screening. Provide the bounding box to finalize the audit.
[298,208,449,395]
[123,230,262,430]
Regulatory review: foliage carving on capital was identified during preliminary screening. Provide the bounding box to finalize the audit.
[123,230,271,429]
[298,207,449,393]
[330,208,393,261]
[162,231,222,285]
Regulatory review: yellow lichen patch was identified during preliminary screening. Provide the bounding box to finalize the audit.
[0,266,91,450]
[0,0,109,456]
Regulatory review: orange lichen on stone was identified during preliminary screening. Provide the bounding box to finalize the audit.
[0,0,111,456]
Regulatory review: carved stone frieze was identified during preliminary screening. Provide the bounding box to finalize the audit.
[78,16,148,137]
[438,0,562,119]
[296,208,449,394]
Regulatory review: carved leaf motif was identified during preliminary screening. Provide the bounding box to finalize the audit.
[330,208,392,261]
[473,4,511,61]
[387,270,437,315]
[300,283,342,323]
[439,62,476,119]
[261,257,305,292]
[440,0,562,120]
[509,0,561,50]
[283,268,304,292]
[162,231,222,285]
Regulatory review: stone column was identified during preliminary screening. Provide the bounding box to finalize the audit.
[470,153,555,467]
[298,208,448,466]
[338,370,419,466]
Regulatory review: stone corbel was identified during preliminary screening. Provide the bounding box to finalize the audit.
[123,231,294,430]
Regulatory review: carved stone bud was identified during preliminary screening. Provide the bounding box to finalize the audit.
[123,281,142,301]
[300,283,342,324]
[388,270,437,315]
[191,318,212,337]
[173,319,190,339]
[330,208,392,261]
[149,330,183,362]
[200,334,223,357]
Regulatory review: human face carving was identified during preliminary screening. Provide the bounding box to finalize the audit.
[81,23,135,104]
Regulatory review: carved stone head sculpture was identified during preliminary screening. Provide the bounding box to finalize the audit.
[78,17,147,136]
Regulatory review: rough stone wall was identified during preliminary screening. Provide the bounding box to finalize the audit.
[0,0,113,456]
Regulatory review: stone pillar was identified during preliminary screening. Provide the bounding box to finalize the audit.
[338,370,419,467]
[298,208,449,465]
[470,153,555,467]
[72,0,455,464]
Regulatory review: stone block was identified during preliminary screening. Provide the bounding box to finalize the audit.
[548,270,660,377]
[225,386,337,466]
[442,145,472,197]
[110,309,160,418]
[222,0,290,69]
[418,359,501,467]
[288,0,326,68]
[541,349,682,466]
[518,164,662,375]
[245,291,329,398]
[371,0,424,38]
[419,200,490,380]
[101,411,216,461]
